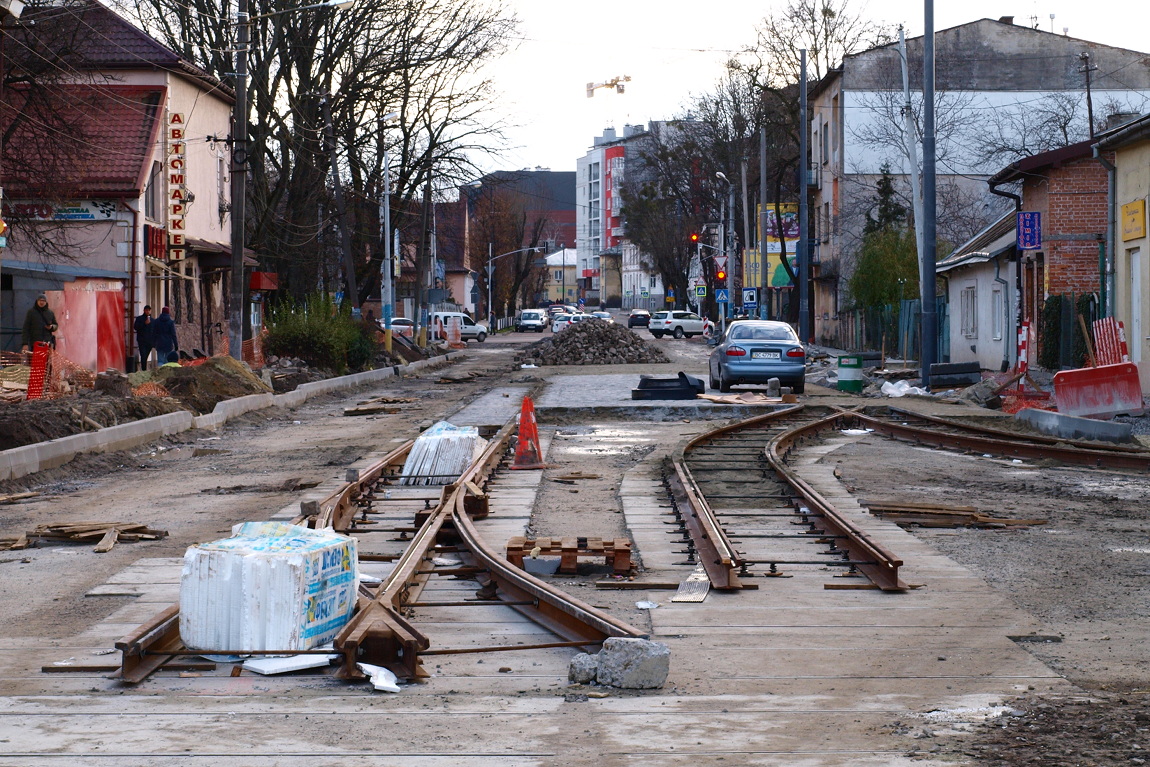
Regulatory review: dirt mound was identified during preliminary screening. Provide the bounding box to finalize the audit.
[153,356,271,414]
[0,391,186,449]
[515,320,670,366]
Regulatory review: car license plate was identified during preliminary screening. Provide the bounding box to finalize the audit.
[751,350,780,360]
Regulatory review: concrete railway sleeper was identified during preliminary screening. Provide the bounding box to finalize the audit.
[115,415,643,685]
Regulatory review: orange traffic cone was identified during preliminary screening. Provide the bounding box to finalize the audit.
[509,396,550,470]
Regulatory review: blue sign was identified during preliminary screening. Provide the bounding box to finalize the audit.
[1017,211,1041,250]
[742,287,758,307]
[667,288,675,298]
[716,289,730,304]
[695,285,707,297]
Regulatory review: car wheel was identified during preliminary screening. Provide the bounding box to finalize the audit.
[718,370,732,393]
[475,332,487,342]
[651,332,664,339]
[792,380,805,394]
[672,327,685,339]
[709,371,719,390]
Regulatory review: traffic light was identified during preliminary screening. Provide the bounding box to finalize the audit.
[716,269,727,281]
[689,232,700,243]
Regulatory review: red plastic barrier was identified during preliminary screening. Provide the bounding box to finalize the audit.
[1053,362,1145,419]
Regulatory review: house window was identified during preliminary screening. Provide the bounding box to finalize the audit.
[991,287,1003,341]
[554,269,563,281]
[822,203,831,243]
[144,161,163,221]
[961,284,978,338]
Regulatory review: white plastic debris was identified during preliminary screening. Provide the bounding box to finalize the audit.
[243,653,339,675]
[432,557,461,567]
[179,522,358,653]
[635,601,660,609]
[357,662,401,692]
[881,380,930,397]
[839,428,874,435]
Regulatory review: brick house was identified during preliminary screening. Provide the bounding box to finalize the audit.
[940,140,1111,369]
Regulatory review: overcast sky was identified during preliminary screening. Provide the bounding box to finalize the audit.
[481,0,1150,174]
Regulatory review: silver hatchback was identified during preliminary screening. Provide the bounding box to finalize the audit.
[708,320,806,393]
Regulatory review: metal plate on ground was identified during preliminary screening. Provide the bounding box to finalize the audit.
[670,567,711,602]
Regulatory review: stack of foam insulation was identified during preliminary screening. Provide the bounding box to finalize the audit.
[179,521,358,652]
[399,421,483,485]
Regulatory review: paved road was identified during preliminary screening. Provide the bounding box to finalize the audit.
[0,328,1066,765]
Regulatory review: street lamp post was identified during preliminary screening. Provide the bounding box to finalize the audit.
[377,111,399,353]
[228,0,354,361]
[486,246,542,328]
[716,171,735,335]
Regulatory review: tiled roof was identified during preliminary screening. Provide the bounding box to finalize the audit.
[2,84,166,198]
[16,1,231,98]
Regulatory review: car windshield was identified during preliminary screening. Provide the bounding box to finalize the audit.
[653,312,669,320]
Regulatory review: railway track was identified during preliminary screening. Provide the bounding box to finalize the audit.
[671,403,1150,593]
[115,416,643,684]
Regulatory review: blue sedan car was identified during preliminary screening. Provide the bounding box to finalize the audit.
[708,320,806,393]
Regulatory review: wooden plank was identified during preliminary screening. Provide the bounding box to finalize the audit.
[93,529,119,553]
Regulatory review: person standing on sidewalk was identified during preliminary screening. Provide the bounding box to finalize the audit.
[21,293,58,352]
[152,306,179,366]
[133,305,154,369]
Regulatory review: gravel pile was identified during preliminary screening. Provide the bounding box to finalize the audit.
[515,320,669,366]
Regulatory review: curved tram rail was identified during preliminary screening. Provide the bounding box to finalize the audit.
[673,403,1150,594]
[115,416,643,684]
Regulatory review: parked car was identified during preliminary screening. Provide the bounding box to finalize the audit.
[649,310,706,339]
[375,317,414,338]
[590,311,613,323]
[430,311,487,342]
[551,313,590,333]
[627,309,651,328]
[708,320,806,393]
[515,309,547,332]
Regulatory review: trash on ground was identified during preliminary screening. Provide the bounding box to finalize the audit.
[357,662,401,692]
[243,653,339,675]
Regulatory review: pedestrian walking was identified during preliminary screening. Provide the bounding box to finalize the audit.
[133,305,154,369]
[21,293,58,352]
[152,306,179,366]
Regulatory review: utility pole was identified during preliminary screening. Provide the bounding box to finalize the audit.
[1080,52,1097,138]
[921,0,938,386]
[798,48,810,342]
[415,174,431,346]
[228,0,249,360]
[378,113,397,353]
[321,94,358,312]
[740,157,751,312]
[759,126,768,320]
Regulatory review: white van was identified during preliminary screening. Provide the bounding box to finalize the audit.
[430,312,488,342]
[516,309,547,332]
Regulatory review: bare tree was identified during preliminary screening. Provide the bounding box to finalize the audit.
[118,0,518,300]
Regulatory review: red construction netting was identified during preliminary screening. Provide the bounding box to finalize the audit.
[132,382,171,397]
[1000,392,1054,415]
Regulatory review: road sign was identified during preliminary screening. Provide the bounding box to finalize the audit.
[667,288,675,298]
[716,289,729,304]
[695,285,707,297]
[714,256,728,270]
[640,289,649,297]
[742,287,758,306]
[625,289,633,297]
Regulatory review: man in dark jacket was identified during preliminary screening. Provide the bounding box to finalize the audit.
[134,305,154,369]
[21,294,58,352]
[152,306,179,365]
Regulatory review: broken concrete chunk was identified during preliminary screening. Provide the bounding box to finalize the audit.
[595,637,670,689]
[568,652,598,684]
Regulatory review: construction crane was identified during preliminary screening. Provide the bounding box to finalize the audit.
[586,75,631,98]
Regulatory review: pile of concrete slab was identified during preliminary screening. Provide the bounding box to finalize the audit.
[516,320,669,366]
